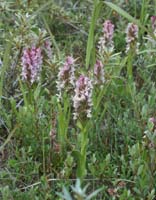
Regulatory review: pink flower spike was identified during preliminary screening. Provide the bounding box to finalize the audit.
[21,46,42,84]
[98,20,114,55]
[125,23,139,53]
[73,75,93,120]
[103,20,114,42]
[149,117,156,123]
[66,56,75,65]
[56,56,76,100]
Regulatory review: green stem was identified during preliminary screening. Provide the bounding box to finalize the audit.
[42,130,46,175]
[127,52,133,81]
[77,122,89,180]
[57,95,71,154]
[81,129,88,178]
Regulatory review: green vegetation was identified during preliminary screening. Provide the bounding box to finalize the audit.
[0,0,156,199]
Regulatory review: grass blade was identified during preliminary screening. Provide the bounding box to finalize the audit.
[0,125,19,152]
[86,0,102,69]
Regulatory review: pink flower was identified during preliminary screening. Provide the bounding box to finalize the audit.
[98,20,114,55]
[149,117,156,124]
[56,56,75,100]
[151,16,156,31]
[21,46,42,84]
[66,56,74,65]
[125,23,139,53]
[73,75,93,119]
[94,60,105,85]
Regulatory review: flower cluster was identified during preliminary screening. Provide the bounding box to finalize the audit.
[125,23,139,53]
[73,75,93,120]
[56,56,75,100]
[94,60,105,85]
[21,46,42,84]
[98,20,114,55]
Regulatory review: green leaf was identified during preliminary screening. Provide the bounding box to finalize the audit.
[72,150,81,162]
[62,187,73,200]
[18,78,28,106]
[137,164,144,176]
[76,121,83,130]
[34,84,41,101]
[0,125,19,152]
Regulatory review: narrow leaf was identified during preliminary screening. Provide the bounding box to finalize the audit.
[86,0,102,69]
[86,187,104,200]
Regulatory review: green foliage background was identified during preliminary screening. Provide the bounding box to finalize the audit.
[0,0,156,199]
